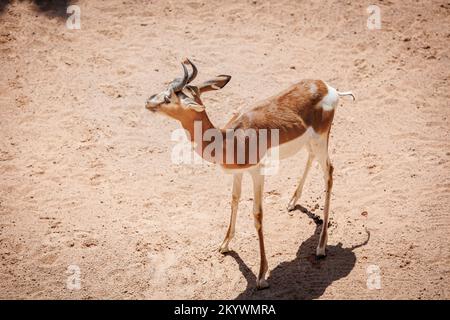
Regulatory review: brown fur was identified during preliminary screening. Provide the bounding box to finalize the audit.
[178,79,334,170]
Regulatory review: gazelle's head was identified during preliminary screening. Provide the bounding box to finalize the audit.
[145,58,231,119]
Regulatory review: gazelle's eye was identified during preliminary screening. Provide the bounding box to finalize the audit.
[164,96,170,103]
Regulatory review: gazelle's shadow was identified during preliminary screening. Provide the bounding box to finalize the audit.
[228,205,370,300]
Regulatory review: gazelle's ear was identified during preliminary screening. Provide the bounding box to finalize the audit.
[196,75,231,94]
[179,93,205,112]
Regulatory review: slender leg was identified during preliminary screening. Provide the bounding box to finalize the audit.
[250,171,269,289]
[219,173,243,253]
[315,143,333,257]
[287,150,314,211]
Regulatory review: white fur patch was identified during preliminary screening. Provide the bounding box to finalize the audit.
[320,83,339,111]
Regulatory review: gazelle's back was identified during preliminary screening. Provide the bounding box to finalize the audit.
[224,79,336,144]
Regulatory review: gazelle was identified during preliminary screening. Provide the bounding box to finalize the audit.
[145,58,354,289]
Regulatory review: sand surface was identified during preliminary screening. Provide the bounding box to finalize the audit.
[0,0,449,299]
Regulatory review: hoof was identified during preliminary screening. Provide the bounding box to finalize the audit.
[219,245,230,254]
[287,203,296,212]
[316,246,326,258]
[287,199,297,211]
[256,279,269,290]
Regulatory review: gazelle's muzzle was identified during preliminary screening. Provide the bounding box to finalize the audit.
[145,95,161,112]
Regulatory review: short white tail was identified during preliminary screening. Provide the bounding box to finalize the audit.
[337,91,355,101]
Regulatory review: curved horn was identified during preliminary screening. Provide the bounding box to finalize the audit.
[169,63,189,92]
[185,58,198,84]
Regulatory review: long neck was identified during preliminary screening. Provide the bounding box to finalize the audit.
[180,111,222,163]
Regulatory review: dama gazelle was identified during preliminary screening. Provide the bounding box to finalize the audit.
[145,59,354,289]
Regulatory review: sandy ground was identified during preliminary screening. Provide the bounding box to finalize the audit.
[0,0,449,300]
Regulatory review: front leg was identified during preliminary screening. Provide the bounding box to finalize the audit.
[219,173,242,253]
[250,172,269,289]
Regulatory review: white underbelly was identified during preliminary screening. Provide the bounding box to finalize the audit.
[220,127,318,175]
[275,128,315,160]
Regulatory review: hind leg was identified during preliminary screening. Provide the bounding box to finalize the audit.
[287,149,314,211]
[313,140,333,257]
